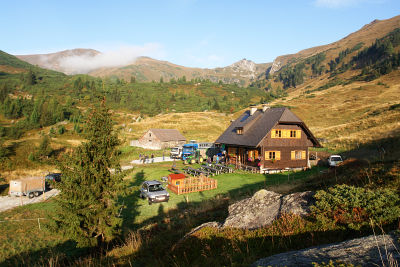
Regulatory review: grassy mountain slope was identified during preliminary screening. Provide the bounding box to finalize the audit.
[16,49,100,74]
[269,15,400,74]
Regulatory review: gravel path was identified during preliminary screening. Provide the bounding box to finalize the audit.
[0,189,59,213]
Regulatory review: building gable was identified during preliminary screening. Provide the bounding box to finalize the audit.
[215,107,320,148]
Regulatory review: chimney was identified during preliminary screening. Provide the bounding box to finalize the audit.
[262,103,270,112]
[249,105,257,116]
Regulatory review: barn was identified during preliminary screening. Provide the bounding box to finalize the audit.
[130,129,186,150]
[215,105,321,173]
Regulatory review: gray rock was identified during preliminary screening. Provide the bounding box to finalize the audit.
[253,232,400,267]
[223,189,314,229]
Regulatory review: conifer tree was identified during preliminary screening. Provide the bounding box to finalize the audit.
[49,101,124,247]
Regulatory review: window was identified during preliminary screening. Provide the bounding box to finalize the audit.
[291,150,306,160]
[271,129,282,138]
[236,127,243,135]
[271,129,301,139]
[265,151,281,160]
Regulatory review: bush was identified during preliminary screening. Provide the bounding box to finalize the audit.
[28,152,35,161]
[311,184,400,230]
[58,125,65,135]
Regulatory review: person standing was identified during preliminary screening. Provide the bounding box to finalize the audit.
[151,153,154,163]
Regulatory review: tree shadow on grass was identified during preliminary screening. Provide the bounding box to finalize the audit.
[1,170,147,267]
[0,240,90,267]
[120,170,146,231]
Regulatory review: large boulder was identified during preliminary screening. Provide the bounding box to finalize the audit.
[223,189,314,229]
[252,232,400,266]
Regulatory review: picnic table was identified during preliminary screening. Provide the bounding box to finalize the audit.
[200,165,220,176]
[239,164,258,173]
[183,166,210,177]
[213,164,234,173]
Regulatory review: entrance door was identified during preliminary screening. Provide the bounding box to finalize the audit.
[238,148,245,165]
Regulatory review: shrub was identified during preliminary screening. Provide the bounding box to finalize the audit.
[28,152,35,161]
[57,125,65,135]
[311,184,400,230]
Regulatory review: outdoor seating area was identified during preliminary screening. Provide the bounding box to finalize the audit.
[183,163,234,177]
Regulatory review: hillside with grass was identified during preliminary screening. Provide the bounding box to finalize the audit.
[0,15,399,267]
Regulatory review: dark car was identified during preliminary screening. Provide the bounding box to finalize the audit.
[45,173,62,189]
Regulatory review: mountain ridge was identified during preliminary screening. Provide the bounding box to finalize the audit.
[15,49,271,86]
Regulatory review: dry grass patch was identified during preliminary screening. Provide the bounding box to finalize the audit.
[274,70,400,151]
[122,111,233,142]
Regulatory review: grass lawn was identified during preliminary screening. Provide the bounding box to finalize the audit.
[122,161,325,226]
[0,162,324,264]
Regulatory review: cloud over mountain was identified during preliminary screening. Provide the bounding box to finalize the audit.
[57,43,164,74]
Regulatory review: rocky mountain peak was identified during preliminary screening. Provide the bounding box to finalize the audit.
[229,58,256,72]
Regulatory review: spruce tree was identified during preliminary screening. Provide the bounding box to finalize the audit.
[49,101,124,247]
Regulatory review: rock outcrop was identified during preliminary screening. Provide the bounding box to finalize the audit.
[223,189,314,229]
[253,232,400,267]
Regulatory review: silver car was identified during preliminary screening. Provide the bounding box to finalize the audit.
[140,180,170,204]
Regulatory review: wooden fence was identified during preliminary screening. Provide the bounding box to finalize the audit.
[168,176,218,195]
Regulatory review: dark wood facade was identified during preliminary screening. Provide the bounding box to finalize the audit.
[216,107,321,172]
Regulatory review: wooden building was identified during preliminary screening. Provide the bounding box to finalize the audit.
[215,105,321,173]
[130,129,186,150]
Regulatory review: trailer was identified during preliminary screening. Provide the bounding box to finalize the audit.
[9,177,45,198]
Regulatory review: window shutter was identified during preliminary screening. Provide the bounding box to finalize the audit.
[265,151,269,159]
[291,151,295,160]
[301,151,306,159]
[296,130,301,138]
[271,130,275,138]
[276,151,281,160]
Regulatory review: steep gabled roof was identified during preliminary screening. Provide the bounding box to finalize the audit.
[149,129,186,142]
[215,107,321,147]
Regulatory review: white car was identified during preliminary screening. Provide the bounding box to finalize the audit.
[328,155,343,167]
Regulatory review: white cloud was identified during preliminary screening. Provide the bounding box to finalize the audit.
[58,43,164,74]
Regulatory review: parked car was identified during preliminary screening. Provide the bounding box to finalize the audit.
[328,155,343,167]
[140,180,170,204]
[45,173,62,189]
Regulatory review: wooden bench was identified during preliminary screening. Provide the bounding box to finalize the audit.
[214,163,234,173]
[200,165,220,176]
[240,164,259,173]
[183,167,210,177]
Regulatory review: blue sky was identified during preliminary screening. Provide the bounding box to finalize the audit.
[1,0,399,68]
